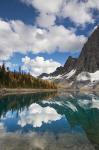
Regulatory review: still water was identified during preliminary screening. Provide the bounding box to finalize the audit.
[0,91,99,150]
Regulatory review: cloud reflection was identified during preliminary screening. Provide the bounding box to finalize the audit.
[0,131,95,150]
[18,103,62,127]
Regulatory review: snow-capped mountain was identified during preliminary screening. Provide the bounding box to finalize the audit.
[39,26,99,90]
[39,56,77,80]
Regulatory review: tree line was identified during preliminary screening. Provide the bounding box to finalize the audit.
[0,63,57,89]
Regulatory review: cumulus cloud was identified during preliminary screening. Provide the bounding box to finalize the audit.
[22,0,63,27]
[21,0,63,14]
[20,0,99,26]
[86,0,99,10]
[61,0,94,25]
[36,13,56,28]
[22,56,61,76]
[18,103,62,127]
[0,19,86,61]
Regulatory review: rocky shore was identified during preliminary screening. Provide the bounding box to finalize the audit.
[0,88,57,97]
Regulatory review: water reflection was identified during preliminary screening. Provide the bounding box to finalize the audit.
[18,103,62,128]
[0,92,57,119]
[0,132,94,150]
[0,91,99,150]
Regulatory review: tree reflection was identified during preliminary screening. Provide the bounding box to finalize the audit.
[0,92,57,118]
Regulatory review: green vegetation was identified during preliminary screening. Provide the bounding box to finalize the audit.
[0,63,57,89]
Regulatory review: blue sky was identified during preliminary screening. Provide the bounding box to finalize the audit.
[0,0,99,76]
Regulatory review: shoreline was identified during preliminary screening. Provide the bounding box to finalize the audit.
[0,88,99,97]
[0,88,57,97]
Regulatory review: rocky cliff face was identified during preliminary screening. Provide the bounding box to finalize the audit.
[50,56,77,76]
[64,56,77,73]
[76,26,99,73]
[50,66,64,76]
[39,66,64,78]
[39,73,49,78]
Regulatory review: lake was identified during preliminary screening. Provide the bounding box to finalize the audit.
[0,91,99,150]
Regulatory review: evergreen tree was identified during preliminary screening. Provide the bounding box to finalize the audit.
[0,64,57,89]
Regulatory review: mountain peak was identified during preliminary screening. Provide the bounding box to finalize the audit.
[76,25,99,73]
[39,26,99,83]
[64,56,77,73]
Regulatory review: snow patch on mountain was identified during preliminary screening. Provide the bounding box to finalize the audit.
[64,69,76,79]
[42,75,62,80]
[77,71,99,83]
[42,70,76,81]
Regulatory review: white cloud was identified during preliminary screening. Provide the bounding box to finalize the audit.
[36,13,56,28]
[61,0,94,25]
[46,25,86,52]
[20,0,99,26]
[18,103,62,127]
[0,19,86,61]
[22,56,61,76]
[24,0,63,27]
[86,0,99,10]
[21,0,63,14]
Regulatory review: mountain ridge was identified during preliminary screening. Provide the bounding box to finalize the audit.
[39,26,99,90]
[39,56,77,79]
[39,26,99,77]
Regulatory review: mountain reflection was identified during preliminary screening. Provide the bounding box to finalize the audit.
[0,91,99,150]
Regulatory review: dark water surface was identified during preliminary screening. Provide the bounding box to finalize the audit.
[0,91,99,150]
